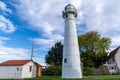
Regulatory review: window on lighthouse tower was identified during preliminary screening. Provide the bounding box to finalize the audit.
[66,15,68,18]
[64,58,67,63]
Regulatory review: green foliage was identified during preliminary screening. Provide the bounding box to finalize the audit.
[83,67,92,76]
[45,63,61,76]
[45,42,63,66]
[98,65,109,75]
[78,31,111,67]
[45,42,63,76]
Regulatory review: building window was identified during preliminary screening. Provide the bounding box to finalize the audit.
[17,67,19,71]
[30,66,32,72]
[64,58,67,63]
[112,58,115,62]
[111,66,115,70]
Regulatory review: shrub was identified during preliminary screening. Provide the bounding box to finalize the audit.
[43,63,61,76]
[99,65,109,75]
[83,67,92,76]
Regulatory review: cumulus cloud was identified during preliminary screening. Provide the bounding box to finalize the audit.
[0,15,16,33]
[12,0,67,50]
[0,45,30,62]
[0,1,15,33]
[11,0,120,50]
[0,36,45,65]
[68,0,82,8]
[33,34,64,51]
[0,36,10,44]
[111,36,120,47]
[14,0,82,35]
[0,0,119,65]
[15,0,66,34]
[80,0,120,50]
[81,0,120,34]
[0,44,45,65]
[34,38,55,51]
[0,1,12,13]
[0,36,30,62]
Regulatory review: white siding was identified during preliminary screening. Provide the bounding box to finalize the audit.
[107,48,120,74]
[115,48,120,70]
[0,61,37,79]
[32,64,37,77]
[21,61,37,78]
[0,66,22,78]
[107,64,118,74]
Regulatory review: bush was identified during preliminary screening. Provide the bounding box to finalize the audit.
[99,65,109,75]
[43,63,61,76]
[83,67,92,76]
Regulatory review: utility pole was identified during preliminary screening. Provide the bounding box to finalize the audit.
[31,39,34,61]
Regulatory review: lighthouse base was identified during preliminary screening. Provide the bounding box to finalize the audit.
[62,67,82,78]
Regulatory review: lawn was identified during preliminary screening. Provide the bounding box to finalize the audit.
[1,75,120,80]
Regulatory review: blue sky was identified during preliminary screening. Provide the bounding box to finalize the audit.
[0,0,120,66]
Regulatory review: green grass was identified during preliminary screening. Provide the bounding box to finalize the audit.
[1,75,120,80]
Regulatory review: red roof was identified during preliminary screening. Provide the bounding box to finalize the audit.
[0,60,33,66]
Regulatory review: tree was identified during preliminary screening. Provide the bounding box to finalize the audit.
[45,42,63,76]
[44,63,62,76]
[45,42,63,66]
[78,31,111,68]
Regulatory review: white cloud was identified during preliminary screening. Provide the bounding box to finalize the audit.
[81,0,120,34]
[111,36,120,47]
[0,36,10,44]
[13,0,67,50]
[79,0,120,51]
[0,46,29,54]
[0,0,119,65]
[12,0,120,50]
[0,37,30,61]
[16,0,82,35]
[0,15,16,33]
[0,37,46,65]
[34,34,63,51]
[14,0,66,35]
[0,36,10,40]
[0,1,15,33]
[34,38,54,51]
[69,0,82,8]
[0,45,30,62]
[0,1,12,13]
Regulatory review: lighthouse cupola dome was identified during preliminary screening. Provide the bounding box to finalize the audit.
[62,4,77,19]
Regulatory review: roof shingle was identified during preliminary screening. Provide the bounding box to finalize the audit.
[0,60,32,66]
[107,46,120,60]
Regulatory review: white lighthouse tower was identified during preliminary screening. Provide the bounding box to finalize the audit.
[62,4,82,78]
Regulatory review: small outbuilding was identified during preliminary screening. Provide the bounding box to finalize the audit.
[0,60,42,79]
[107,46,120,74]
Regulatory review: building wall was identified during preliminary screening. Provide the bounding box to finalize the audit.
[107,48,120,74]
[37,66,42,77]
[107,58,115,64]
[21,61,37,78]
[107,63,118,74]
[0,66,22,78]
[32,63,37,77]
[115,48,120,70]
